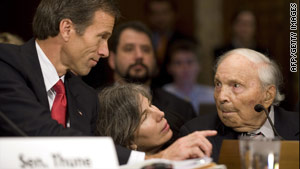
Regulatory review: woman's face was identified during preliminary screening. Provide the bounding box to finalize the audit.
[133,95,173,152]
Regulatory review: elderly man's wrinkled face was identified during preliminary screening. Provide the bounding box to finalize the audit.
[214,54,271,132]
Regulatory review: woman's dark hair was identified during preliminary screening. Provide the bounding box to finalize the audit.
[96,83,152,148]
[32,0,120,40]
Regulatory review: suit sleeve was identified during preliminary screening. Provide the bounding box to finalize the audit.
[185,102,197,122]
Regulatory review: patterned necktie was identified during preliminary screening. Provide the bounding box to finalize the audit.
[51,79,67,127]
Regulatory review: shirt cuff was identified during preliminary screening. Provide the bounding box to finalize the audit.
[127,150,145,164]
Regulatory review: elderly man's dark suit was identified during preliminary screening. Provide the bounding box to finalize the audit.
[178,106,299,162]
[0,39,130,164]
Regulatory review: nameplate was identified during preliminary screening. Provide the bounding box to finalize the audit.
[0,137,119,169]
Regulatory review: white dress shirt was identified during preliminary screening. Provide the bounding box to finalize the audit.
[35,41,62,109]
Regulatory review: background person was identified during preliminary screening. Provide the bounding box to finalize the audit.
[163,40,215,115]
[179,48,299,162]
[144,0,196,88]
[214,10,268,61]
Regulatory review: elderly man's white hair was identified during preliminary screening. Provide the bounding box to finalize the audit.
[214,48,285,106]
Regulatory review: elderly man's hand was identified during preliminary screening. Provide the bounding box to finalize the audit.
[146,130,217,160]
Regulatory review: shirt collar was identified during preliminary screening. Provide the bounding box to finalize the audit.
[251,106,275,138]
[35,41,64,91]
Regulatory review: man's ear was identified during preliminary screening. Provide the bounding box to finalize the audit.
[262,85,276,108]
[108,51,116,70]
[59,19,73,42]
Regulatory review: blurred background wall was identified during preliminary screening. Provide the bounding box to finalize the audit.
[0,0,298,111]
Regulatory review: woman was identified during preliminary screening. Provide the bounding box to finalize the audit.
[96,83,216,157]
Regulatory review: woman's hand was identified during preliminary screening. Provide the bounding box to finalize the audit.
[146,130,217,160]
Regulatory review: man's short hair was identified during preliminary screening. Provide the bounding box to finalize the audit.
[214,48,285,105]
[33,0,120,40]
[108,21,154,53]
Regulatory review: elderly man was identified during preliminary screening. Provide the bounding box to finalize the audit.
[179,48,299,162]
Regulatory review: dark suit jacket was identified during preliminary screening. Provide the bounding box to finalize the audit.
[178,106,299,162]
[0,39,130,164]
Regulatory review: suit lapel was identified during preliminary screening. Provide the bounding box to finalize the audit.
[213,121,239,161]
[20,39,49,109]
[65,72,80,126]
[64,72,93,134]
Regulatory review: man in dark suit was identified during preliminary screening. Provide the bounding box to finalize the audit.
[179,48,299,162]
[0,0,134,165]
[107,21,196,139]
